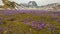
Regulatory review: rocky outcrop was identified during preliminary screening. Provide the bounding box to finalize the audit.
[28,1,38,8]
[38,3,60,10]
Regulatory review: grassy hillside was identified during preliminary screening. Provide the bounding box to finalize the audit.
[0,10,60,34]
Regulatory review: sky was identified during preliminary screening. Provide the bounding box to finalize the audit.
[0,0,60,6]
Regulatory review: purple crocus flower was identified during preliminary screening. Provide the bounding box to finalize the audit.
[24,19,31,25]
[32,21,38,28]
[40,23,46,27]
[0,18,2,20]
[57,19,60,22]
[0,28,3,32]
[37,26,42,30]
[0,22,3,24]
[0,18,3,20]
[26,22,31,25]
[37,23,46,30]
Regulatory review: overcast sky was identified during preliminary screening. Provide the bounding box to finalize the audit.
[0,0,60,6]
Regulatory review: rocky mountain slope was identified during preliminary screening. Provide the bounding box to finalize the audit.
[0,1,60,10]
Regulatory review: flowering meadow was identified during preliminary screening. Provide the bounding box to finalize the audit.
[0,10,60,34]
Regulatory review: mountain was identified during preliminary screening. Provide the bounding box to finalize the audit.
[38,3,60,10]
[0,1,24,10]
[0,0,60,10]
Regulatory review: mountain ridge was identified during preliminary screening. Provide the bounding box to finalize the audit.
[0,1,60,10]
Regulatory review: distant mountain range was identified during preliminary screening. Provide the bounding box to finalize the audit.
[0,1,60,10]
[38,3,60,10]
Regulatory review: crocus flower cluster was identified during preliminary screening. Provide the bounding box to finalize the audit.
[37,23,46,30]
[31,21,46,30]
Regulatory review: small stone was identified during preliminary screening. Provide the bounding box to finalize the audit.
[8,18,15,21]
[7,31,13,34]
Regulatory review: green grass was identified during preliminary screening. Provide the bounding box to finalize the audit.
[0,12,60,34]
